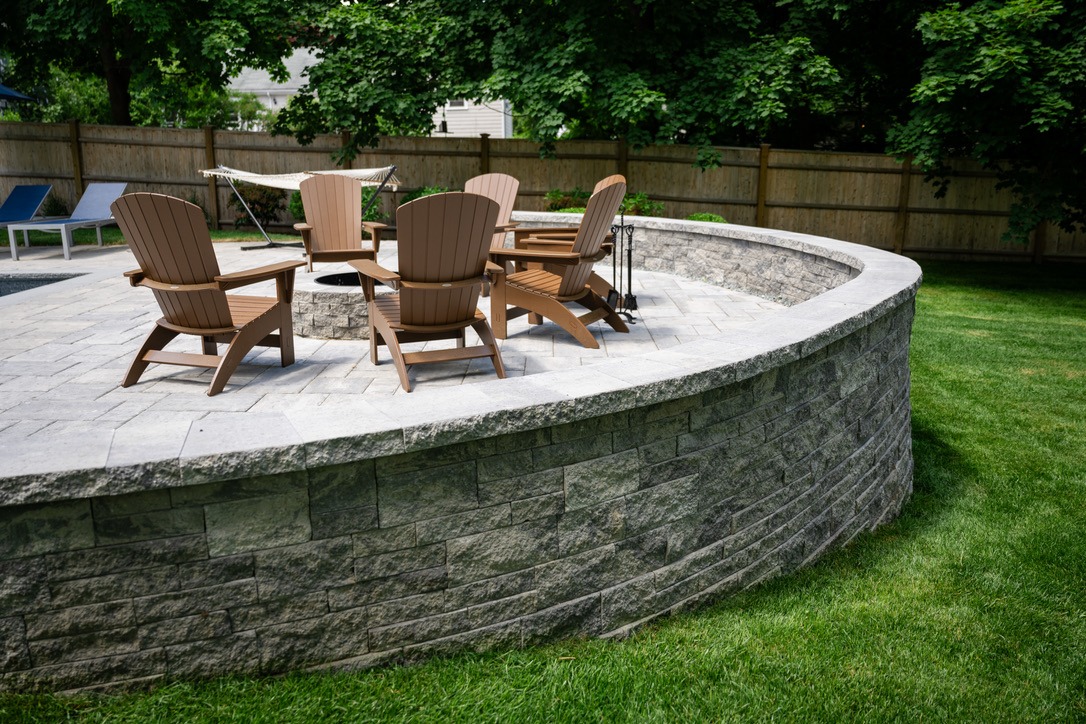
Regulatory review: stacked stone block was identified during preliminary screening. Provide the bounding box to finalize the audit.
[0,299,915,693]
[292,288,370,340]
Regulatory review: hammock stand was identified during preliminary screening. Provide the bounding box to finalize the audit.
[201,165,400,250]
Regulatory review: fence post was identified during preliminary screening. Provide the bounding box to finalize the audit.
[480,133,490,175]
[617,138,628,179]
[755,143,770,227]
[68,119,84,195]
[203,126,220,230]
[1032,221,1048,264]
[893,156,913,255]
[340,131,353,169]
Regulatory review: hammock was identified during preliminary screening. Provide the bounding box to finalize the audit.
[201,164,401,249]
[200,165,401,191]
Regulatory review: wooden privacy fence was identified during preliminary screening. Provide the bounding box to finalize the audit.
[1,120,1083,262]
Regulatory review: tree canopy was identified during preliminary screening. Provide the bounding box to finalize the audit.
[4,0,1085,239]
[888,0,1086,240]
[0,0,334,125]
[276,0,939,159]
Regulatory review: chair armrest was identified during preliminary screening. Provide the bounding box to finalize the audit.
[489,248,582,266]
[123,268,144,286]
[517,238,577,251]
[348,259,400,285]
[363,221,387,253]
[513,226,579,237]
[349,258,399,301]
[216,260,305,291]
[497,222,519,232]
[293,223,311,232]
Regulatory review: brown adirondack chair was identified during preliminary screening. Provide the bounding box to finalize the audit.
[112,193,305,396]
[465,172,519,248]
[348,192,505,392]
[465,173,519,297]
[489,175,628,349]
[294,174,384,272]
[507,174,618,298]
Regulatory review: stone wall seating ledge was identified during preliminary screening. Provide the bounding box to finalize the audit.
[0,218,921,693]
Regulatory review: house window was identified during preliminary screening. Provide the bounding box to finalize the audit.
[448,99,466,108]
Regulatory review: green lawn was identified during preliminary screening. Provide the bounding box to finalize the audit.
[12,227,298,247]
[3,261,1084,722]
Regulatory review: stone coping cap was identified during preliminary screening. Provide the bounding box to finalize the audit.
[0,219,920,505]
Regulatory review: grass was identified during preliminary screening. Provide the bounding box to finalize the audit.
[12,226,299,247]
[3,261,1084,722]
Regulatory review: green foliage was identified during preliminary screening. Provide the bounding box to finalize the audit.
[30,66,111,124]
[544,187,591,212]
[620,192,664,217]
[227,182,286,229]
[888,0,1086,241]
[132,83,276,130]
[554,207,586,214]
[545,188,663,216]
[289,187,385,223]
[39,193,68,217]
[0,0,333,125]
[275,0,934,160]
[686,212,728,223]
[399,186,449,206]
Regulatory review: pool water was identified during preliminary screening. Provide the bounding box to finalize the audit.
[0,274,83,296]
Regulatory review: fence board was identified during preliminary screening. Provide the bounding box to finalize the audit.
[0,122,1081,261]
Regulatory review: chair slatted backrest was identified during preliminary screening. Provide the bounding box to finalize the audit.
[465,173,518,247]
[561,175,626,296]
[72,182,128,220]
[0,184,51,223]
[396,192,500,327]
[298,174,363,253]
[112,193,233,330]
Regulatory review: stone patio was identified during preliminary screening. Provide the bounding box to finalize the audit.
[0,238,784,484]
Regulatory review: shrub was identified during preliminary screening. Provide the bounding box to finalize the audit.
[41,193,69,217]
[289,187,385,224]
[399,186,449,206]
[555,207,586,214]
[544,187,590,211]
[620,192,664,217]
[686,212,728,223]
[227,182,286,229]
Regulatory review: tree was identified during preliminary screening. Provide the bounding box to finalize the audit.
[0,0,334,125]
[888,0,1086,241]
[276,0,918,161]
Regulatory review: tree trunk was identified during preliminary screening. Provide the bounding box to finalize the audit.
[98,14,132,125]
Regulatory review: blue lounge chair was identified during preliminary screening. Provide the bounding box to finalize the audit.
[0,184,52,252]
[7,182,127,261]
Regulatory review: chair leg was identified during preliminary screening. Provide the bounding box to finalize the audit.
[202,336,217,355]
[472,319,506,379]
[122,324,181,388]
[578,291,630,334]
[490,279,509,340]
[61,227,73,260]
[372,312,412,392]
[7,228,17,261]
[278,302,296,367]
[369,302,380,365]
[208,322,268,396]
[507,289,600,349]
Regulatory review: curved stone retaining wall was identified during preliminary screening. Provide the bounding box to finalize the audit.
[0,220,920,693]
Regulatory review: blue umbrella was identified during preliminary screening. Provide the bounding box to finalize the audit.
[0,83,35,102]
